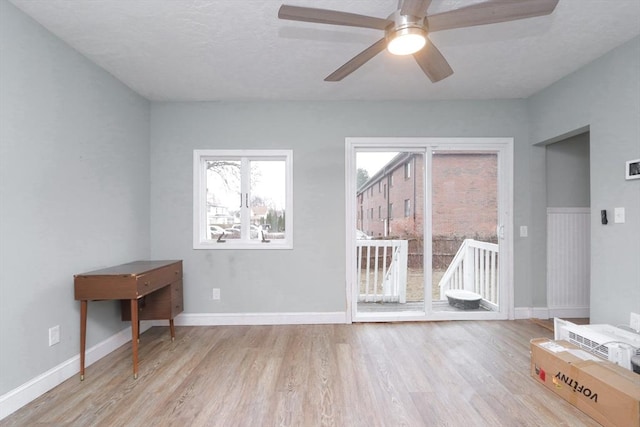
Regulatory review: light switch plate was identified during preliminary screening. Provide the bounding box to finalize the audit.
[614,207,625,223]
[519,226,528,237]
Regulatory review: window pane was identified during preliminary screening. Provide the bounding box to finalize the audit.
[355,151,425,314]
[205,159,241,239]
[250,160,286,241]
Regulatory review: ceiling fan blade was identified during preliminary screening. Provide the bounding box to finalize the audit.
[325,38,387,81]
[428,0,559,32]
[278,5,391,30]
[400,0,432,19]
[413,41,453,83]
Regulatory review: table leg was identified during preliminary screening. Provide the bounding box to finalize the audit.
[130,299,139,379]
[169,318,175,341]
[80,300,87,381]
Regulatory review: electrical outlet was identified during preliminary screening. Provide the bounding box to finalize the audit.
[212,288,221,300]
[630,312,640,332]
[49,325,60,346]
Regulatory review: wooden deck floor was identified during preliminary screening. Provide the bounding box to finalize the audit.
[1,321,601,426]
[358,300,491,313]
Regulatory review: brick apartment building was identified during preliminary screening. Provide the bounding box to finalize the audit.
[357,151,498,243]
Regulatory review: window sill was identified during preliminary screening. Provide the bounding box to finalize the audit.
[193,241,293,250]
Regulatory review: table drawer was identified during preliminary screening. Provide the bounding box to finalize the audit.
[136,263,182,296]
[122,279,183,321]
[171,280,184,317]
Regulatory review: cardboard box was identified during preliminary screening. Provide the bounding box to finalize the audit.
[530,338,640,427]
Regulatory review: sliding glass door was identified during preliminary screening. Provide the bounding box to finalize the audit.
[347,138,512,322]
[430,149,501,315]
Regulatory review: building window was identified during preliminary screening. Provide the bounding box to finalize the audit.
[378,205,381,219]
[404,162,411,179]
[404,199,411,217]
[384,184,387,199]
[193,150,293,249]
[378,181,381,192]
[389,203,393,218]
[390,174,394,187]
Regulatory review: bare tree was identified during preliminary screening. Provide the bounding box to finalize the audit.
[207,161,241,189]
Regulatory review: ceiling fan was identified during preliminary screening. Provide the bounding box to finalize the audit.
[278,0,559,83]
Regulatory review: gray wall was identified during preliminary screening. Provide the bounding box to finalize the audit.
[528,36,640,325]
[546,132,590,208]
[149,101,531,313]
[0,1,150,394]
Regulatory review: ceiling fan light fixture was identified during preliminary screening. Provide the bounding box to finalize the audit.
[279,1,560,82]
[387,26,427,56]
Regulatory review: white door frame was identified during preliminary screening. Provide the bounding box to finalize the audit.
[345,137,514,323]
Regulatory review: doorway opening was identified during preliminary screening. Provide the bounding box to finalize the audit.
[544,131,591,319]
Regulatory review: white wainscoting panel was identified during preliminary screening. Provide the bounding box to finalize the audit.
[547,208,590,317]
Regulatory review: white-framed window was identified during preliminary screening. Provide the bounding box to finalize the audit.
[404,199,411,217]
[193,149,293,249]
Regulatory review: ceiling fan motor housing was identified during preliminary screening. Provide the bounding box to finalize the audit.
[385,11,428,55]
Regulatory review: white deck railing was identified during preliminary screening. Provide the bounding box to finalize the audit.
[438,239,499,309]
[357,240,408,303]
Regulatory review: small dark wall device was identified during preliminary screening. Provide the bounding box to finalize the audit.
[601,210,608,225]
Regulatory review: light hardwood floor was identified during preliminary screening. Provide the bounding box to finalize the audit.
[1,321,601,426]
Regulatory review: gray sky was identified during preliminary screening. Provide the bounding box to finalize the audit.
[356,151,397,176]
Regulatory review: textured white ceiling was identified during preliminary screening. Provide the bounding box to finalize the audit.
[9,0,640,101]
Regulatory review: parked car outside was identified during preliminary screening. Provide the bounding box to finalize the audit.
[223,228,241,239]
[209,225,225,238]
[225,224,260,239]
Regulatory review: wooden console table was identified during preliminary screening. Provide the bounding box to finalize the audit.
[74,260,183,380]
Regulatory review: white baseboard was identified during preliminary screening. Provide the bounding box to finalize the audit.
[0,323,151,421]
[514,306,590,320]
[0,312,346,420]
[514,307,551,319]
[547,307,590,319]
[166,311,348,326]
